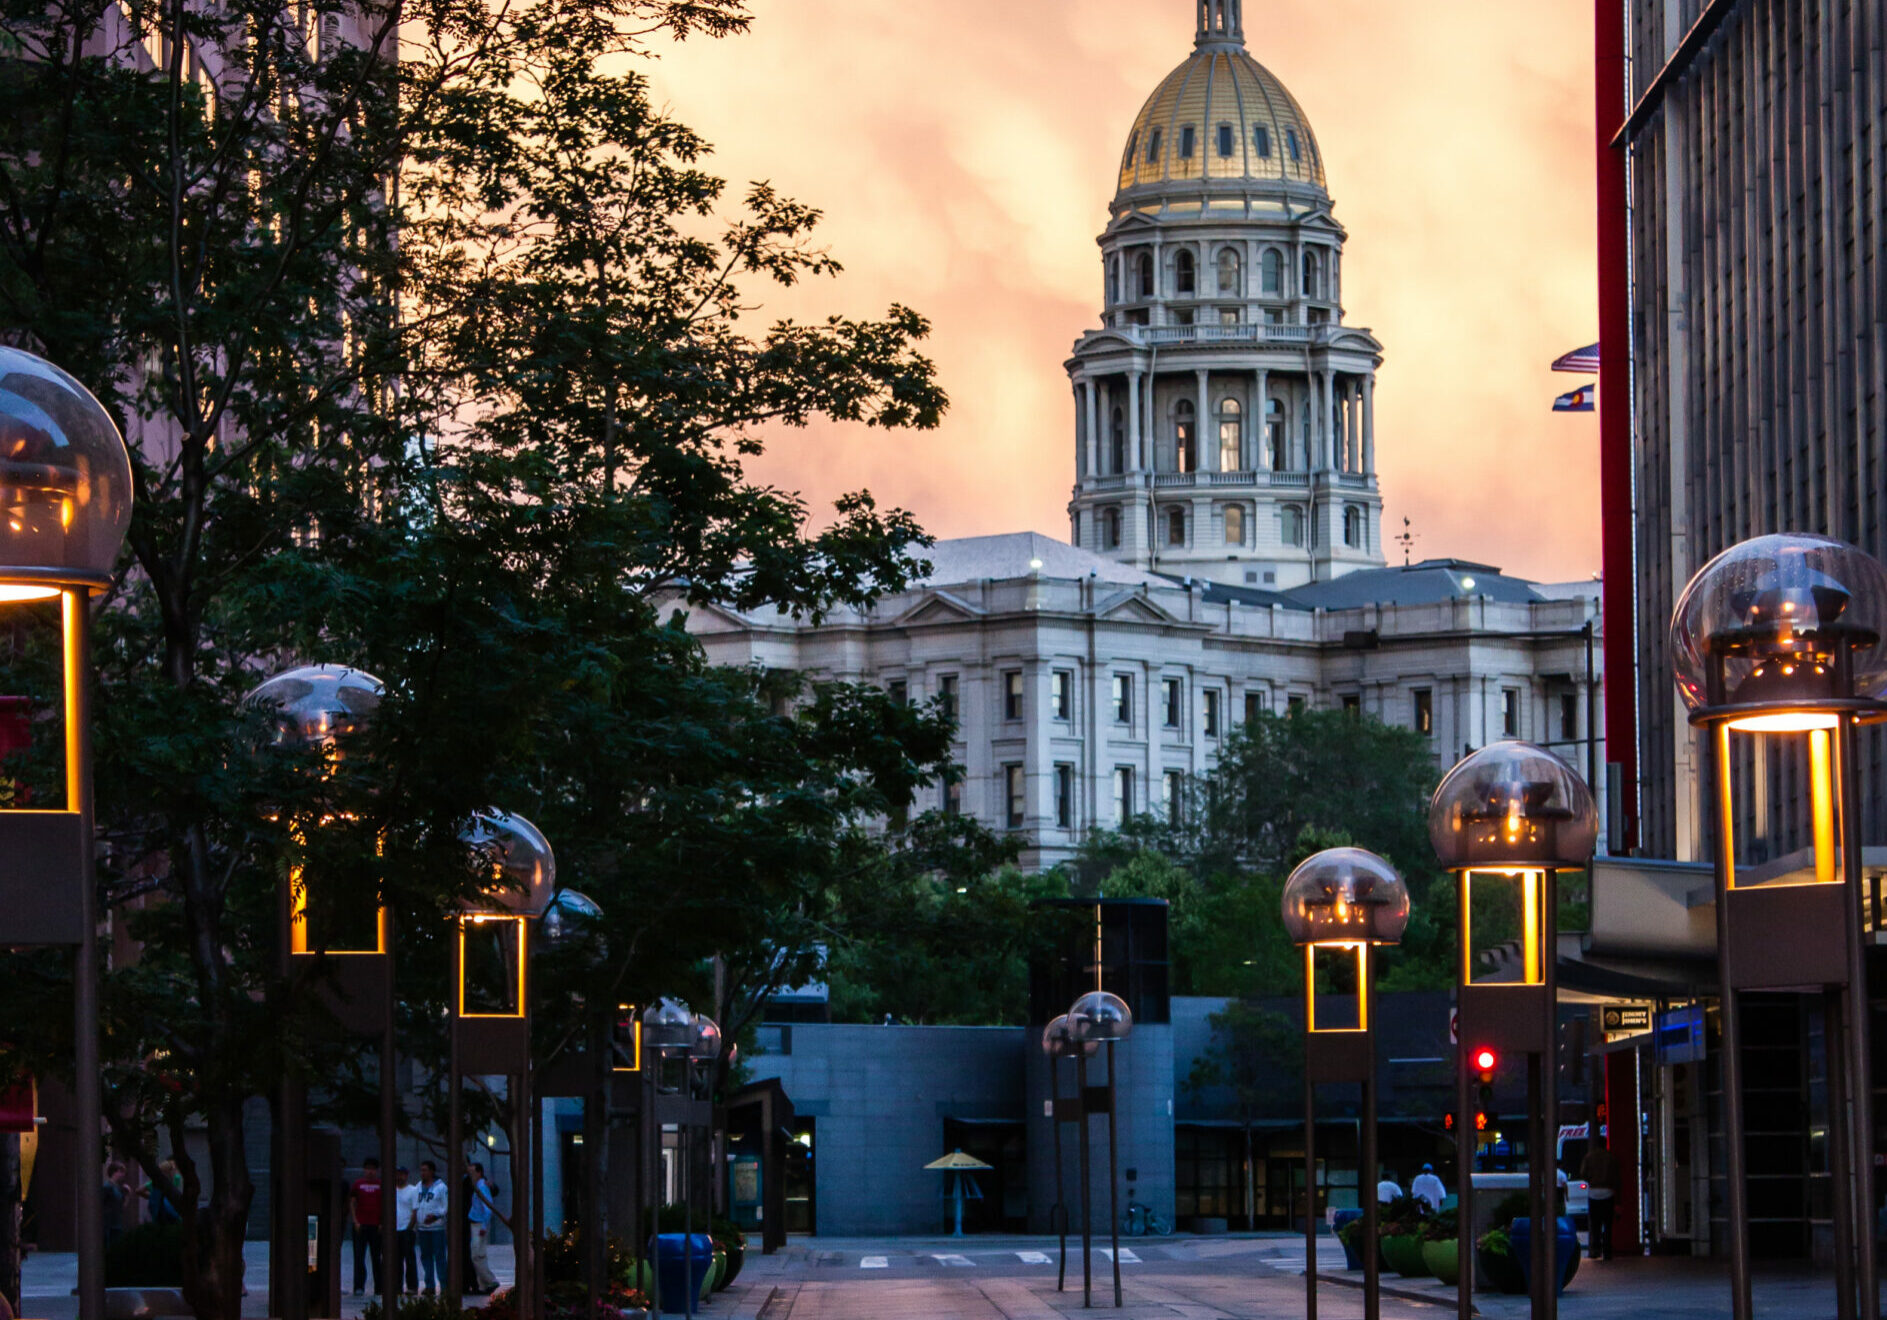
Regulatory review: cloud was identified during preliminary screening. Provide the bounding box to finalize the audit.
[646,0,1601,582]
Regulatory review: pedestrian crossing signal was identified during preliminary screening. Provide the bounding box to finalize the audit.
[1475,1111,1489,1132]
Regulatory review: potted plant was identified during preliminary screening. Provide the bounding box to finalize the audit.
[1377,1194,1430,1277]
[710,1216,747,1289]
[1419,1207,1459,1285]
[1334,1211,1367,1271]
[1475,1225,1526,1295]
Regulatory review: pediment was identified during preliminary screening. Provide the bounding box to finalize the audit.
[894,591,985,627]
[671,599,760,633]
[1095,590,1177,625]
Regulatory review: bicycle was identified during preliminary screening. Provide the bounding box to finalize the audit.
[1121,1199,1173,1237]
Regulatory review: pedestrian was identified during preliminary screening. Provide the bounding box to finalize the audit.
[466,1160,503,1294]
[1375,1167,1403,1204]
[413,1161,450,1296]
[142,1158,182,1225]
[347,1157,384,1294]
[1410,1163,1446,1211]
[101,1162,129,1248]
[393,1166,420,1295]
[1580,1141,1620,1260]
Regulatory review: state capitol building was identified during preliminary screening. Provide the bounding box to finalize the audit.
[679,0,1608,865]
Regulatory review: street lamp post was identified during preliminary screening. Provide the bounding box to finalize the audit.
[1039,1013,1088,1293]
[249,663,396,1320]
[641,997,715,1318]
[535,889,607,1315]
[446,809,555,1316]
[1281,846,1411,1320]
[1669,533,1887,1320]
[1428,740,1597,1320]
[1067,988,1132,1310]
[0,348,132,1320]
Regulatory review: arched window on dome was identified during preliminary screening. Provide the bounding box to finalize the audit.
[1223,504,1245,546]
[1218,397,1242,471]
[1261,248,1283,296]
[1110,407,1127,474]
[1253,125,1271,158]
[1302,250,1322,299]
[1216,248,1241,295]
[1124,130,1139,170]
[1216,123,1234,158]
[1343,505,1365,550]
[1264,397,1285,469]
[1286,128,1302,162]
[1175,249,1196,297]
[1167,506,1187,547]
[1146,127,1163,164]
[1137,252,1155,300]
[1280,505,1305,548]
[1103,507,1121,550]
[1179,124,1196,161]
[1173,399,1196,473]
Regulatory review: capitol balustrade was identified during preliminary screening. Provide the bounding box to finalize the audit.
[1080,469,1337,490]
[1080,322,1344,349]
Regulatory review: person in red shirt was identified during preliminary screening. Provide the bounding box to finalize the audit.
[348,1157,384,1295]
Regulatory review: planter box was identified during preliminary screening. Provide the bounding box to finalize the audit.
[1381,1234,1428,1277]
[1421,1239,1460,1285]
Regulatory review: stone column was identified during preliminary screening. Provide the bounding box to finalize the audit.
[1196,368,1211,471]
[1346,379,1360,471]
[1255,368,1270,468]
[1362,374,1375,474]
[1083,378,1099,477]
[1127,370,1143,472]
[1322,369,1336,469]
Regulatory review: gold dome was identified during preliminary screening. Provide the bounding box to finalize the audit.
[1116,47,1326,200]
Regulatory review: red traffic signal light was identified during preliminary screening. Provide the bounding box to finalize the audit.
[1473,1047,1497,1080]
[1444,1111,1455,1132]
[1475,1110,1489,1131]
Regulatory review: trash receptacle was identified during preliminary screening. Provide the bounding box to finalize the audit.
[651,1232,714,1315]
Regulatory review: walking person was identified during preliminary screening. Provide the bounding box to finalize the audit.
[1410,1163,1446,1212]
[1375,1166,1403,1204]
[413,1161,450,1296]
[1580,1140,1620,1260]
[466,1160,502,1294]
[393,1166,420,1295]
[347,1156,384,1295]
[101,1162,129,1248]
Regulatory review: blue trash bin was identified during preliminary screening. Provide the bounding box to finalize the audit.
[1331,1209,1364,1270]
[651,1232,715,1315]
[1508,1215,1580,1295]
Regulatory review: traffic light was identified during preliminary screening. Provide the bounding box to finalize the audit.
[1473,1047,1498,1081]
[1473,1046,1497,1120]
[1474,1110,1489,1131]
[1444,1110,1455,1132]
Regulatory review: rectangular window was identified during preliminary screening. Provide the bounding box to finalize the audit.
[1287,694,1306,714]
[939,674,959,722]
[1004,670,1024,721]
[1414,687,1433,735]
[1164,770,1184,826]
[1244,691,1267,724]
[1502,687,1520,737]
[1223,504,1244,544]
[1561,692,1579,743]
[1114,766,1135,821]
[1204,689,1221,738]
[1055,764,1075,829]
[887,679,907,705]
[1163,677,1183,729]
[1219,307,1239,326]
[1005,763,1025,828]
[944,779,962,816]
[1052,669,1073,721]
[1216,123,1234,157]
[1113,674,1133,725]
[1179,124,1196,159]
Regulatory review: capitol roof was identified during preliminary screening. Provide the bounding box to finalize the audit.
[917,532,1172,590]
[1284,559,1546,610]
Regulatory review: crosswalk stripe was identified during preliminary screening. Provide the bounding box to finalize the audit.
[1016,1251,1051,1264]
[1093,1247,1141,1263]
[860,1256,888,1269]
[932,1253,975,1266]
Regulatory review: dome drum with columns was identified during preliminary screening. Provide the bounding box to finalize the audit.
[1066,0,1384,591]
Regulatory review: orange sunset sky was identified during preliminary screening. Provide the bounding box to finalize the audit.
[646,1,1603,584]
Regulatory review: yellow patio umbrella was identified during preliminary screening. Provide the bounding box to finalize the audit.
[926,1149,992,1237]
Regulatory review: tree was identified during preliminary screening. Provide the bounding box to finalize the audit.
[0,1,961,1314]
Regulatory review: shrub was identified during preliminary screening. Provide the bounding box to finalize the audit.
[1477,1225,1512,1256]
[1422,1208,1458,1243]
[362,1297,463,1320]
[1377,1193,1428,1237]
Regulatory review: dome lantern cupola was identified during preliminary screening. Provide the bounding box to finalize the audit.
[1195,0,1245,49]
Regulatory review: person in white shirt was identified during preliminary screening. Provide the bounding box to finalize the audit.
[393,1166,421,1295]
[1411,1164,1447,1210]
[412,1161,450,1297]
[1376,1169,1403,1204]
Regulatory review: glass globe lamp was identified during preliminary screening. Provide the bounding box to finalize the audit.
[643,997,695,1055]
[1067,990,1133,1043]
[248,664,384,752]
[459,810,556,916]
[689,1013,722,1062]
[1280,847,1410,947]
[1428,741,1599,872]
[1671,532,1887,729]
[1041,1012,1097,1057]
[537,890,603,949]
[0,347,134,597]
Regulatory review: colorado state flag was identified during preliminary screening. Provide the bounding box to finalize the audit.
[1553,383,1595,412]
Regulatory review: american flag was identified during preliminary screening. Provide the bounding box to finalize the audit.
[1552,343,1601,373]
